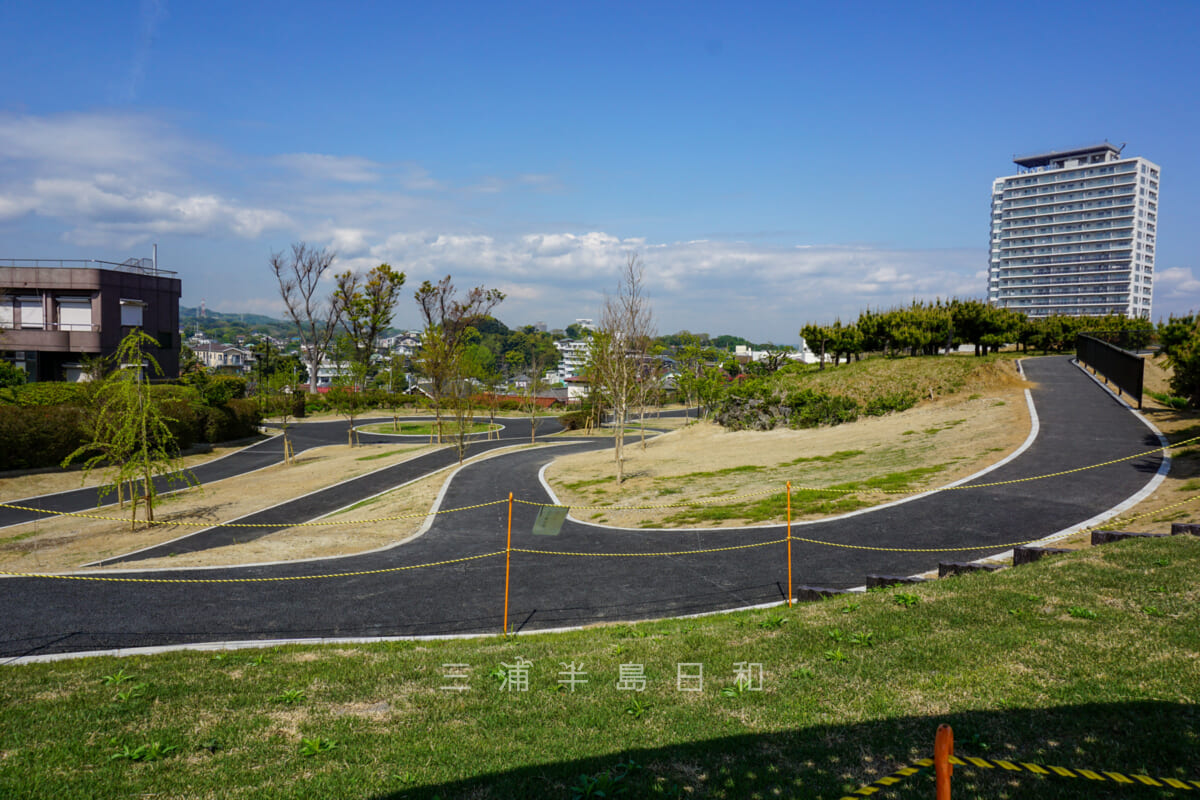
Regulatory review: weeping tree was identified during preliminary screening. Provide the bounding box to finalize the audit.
[63,329,197,529]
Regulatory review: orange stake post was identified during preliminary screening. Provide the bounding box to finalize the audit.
[503,492,513,635]
[935,723,954,800]
[786,481,793,607]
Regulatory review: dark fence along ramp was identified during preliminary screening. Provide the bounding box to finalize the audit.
[1076,334,1144,408]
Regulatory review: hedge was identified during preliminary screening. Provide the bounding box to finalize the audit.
[0,405,90,471]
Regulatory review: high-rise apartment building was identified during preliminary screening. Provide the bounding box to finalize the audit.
[987,143,1159,319]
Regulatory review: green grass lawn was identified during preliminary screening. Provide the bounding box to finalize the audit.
[358,420,498,436]
[1,536,1197,799]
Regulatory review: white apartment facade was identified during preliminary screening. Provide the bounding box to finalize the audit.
[987,143,1159,319]
[555,338,591,382]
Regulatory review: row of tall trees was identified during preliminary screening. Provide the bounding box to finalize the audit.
[800,300,1155,367]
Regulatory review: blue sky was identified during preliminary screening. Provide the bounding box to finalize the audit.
[2,0,1198,342]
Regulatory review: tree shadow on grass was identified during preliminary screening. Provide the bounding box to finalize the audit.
[371,701,1199,800]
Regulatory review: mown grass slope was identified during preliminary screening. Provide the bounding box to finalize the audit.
[1,536,1196,799]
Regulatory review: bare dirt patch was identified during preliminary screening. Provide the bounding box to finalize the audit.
[0,442,440,571]
[545,374,1032,528]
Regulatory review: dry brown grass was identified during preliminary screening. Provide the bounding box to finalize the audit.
[545,361,1032,528]
[0,441,440,571]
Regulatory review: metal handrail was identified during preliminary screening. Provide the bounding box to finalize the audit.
[0,258,177,277]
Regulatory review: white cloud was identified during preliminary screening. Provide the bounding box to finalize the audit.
[273,153,382,184]
[352,230,983,341]
[0,111,197,179]
[20,175,291,246]
[0,110,992,341]
[1156,266,1200,296]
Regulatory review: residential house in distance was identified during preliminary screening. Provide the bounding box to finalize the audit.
[0,253,181,381]
[380,332,422,357]
[192,341,253,372]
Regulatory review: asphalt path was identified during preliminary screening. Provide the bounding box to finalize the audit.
[0,357,1166,658]
[88,415,569,565]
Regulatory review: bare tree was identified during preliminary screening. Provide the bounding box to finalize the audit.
[413,276,504,462]
[270,242,345,395]
[590,252,654,484]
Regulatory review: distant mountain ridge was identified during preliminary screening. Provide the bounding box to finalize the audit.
[180,306,288,328]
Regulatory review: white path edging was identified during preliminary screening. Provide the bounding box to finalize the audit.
[945,357,1170,568]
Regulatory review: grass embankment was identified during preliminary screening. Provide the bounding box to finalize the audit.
[548,356,1029,527]
[772,352,1022,406]
[1,536,1196,798]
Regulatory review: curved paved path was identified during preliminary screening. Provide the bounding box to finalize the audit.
[89,416,568,565]
[0,414,564,532]
[0,357,1165,658]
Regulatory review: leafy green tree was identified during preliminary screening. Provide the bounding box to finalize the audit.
[63,329,197,529]
[1158,314,1197,364]
[800,323,832,368]
[0,359,26,389]
[334,263,406,373]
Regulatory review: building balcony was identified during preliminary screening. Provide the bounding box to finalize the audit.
[1,325,102,353]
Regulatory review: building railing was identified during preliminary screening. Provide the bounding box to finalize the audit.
[1076,334,1145,409]
[0,258,177,277]
[0,322,101,333]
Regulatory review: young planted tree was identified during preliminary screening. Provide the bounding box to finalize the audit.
[334,263,406,374]
[414,276,504,461]
[329,360,370,446]
[63,329,197,529]
[266,370,300,464]
[506,348,550,444]
[590,252,654,484]
[270,242,347,394]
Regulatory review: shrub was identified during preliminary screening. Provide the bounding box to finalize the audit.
[559,408,594,430]
[785,389,860,428]
[0,360,27,390]
[0,405,90,470]
[159,399,201,450]
[199,399,262,443]
[152,384,203,405]
[864,391,918,416]
[13,382,94,407]
[304,393,332,414]
[205,375,248,405]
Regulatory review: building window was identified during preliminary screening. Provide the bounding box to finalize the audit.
[120,299,146,327]
[18,296,44,329]
[0,298,12,329]
[57,298,93,331]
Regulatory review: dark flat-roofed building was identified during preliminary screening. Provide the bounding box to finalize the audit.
[0,256,182,381]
